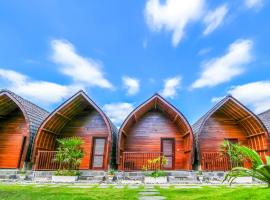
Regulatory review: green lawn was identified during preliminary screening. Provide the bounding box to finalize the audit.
[0,184,270,200]
[158,186,270,200]
[0,185,140,200]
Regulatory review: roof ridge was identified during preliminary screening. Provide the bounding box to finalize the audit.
[0,89,49,114]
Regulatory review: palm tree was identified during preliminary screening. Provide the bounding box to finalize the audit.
[223,143,270,187]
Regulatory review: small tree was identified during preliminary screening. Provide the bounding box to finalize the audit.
[54,137,84,175]
[220,141,244,168]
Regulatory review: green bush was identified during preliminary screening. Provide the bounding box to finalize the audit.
[145,170,167,177]
[54,170,80,176]
[54,137,84,176]
[142,156,168,177]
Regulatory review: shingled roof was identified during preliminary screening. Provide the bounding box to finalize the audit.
[258,109,270,133]
[0,89,49,160]
[192,95,269,161]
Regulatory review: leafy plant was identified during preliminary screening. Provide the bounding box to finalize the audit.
[142,156,168,177]
[54,137,84,176]
[108,169,116,176]
[196,170,203,176]
[220,141,244,168]
[54,170,80,176]
[223,143,270,187]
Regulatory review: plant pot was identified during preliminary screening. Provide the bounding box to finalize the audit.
[144,176,167,184]
[52,175,78,183]
[198,176,203,183]
[18,174,26,180]
[107,175,115,181]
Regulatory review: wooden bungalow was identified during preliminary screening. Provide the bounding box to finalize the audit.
[32,91,117,170]
[258,109,270,135]
[193,95,269,171]
[118,94,194,171]
[0,90,49,169]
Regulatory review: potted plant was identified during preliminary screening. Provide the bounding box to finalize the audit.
[52,137,84,183]
[107,169,116,182]
[196,170,203,183]
[143,156,168,184]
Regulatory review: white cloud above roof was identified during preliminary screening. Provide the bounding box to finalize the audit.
[191,39,253,89]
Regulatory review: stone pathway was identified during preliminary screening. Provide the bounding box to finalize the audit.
[138,187,166,200]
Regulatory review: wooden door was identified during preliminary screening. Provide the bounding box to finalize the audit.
[91,137,106,169]
[161,138,175,170]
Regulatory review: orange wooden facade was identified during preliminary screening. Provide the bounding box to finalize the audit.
[118,94,194,171]
[193,96,269,171]
[32,91,116,170]
[0,90,48,169]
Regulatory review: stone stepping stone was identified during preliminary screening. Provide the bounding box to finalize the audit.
[141,189,158,192]
[139,196,166,200]
[67,185,92,188]
[139,191,160,195]
[99,185,109,188]
[114,185,124,188]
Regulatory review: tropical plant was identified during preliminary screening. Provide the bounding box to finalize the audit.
[223,143,270,187]
[54,137,84,175]
[220,141,244,168]
[108,169,116,176]
[142,155,168,177]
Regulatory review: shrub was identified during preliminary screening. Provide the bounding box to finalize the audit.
[54,137,84,175]
[142,156,168,177]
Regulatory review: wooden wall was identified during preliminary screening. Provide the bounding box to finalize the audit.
[0,108,28,168]
[199,111,248,154]
[60,109,110,169]
[122,110,189,170]
[34,101,111,170]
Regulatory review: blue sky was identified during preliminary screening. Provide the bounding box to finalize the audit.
[0,0,270,126]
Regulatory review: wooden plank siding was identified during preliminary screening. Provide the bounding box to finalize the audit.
[193,95,270,171]
[32,91,117,170]
[0,109,27,168]
[0,90,49,169]
[118,94,194,170]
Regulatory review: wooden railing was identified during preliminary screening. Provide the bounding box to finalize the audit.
[119,152,163,171]
[201,152,243,171]
[35,151,59,170]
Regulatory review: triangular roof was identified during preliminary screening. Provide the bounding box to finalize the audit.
[37,90,117,137]
[0,89,49,160]
[258,109,270,133]
[119,93,192,134]
[192,95,269,160]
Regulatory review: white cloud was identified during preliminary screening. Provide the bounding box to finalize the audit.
[211,96,225,103]
[212,81,270,113]
[198,47,212,56]
[245,0,263,9]
[51,39,113,89]
[160,76,181,98]
[145,0,205,46]
[203,4,228,35]
[191,39,253,89]
[122,76,140,95]
[103,102,134,126]
[0,68,79,106]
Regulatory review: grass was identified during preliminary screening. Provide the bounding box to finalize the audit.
[0,184,270,200]
[0,184,140,200]
[158,186,270,200]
